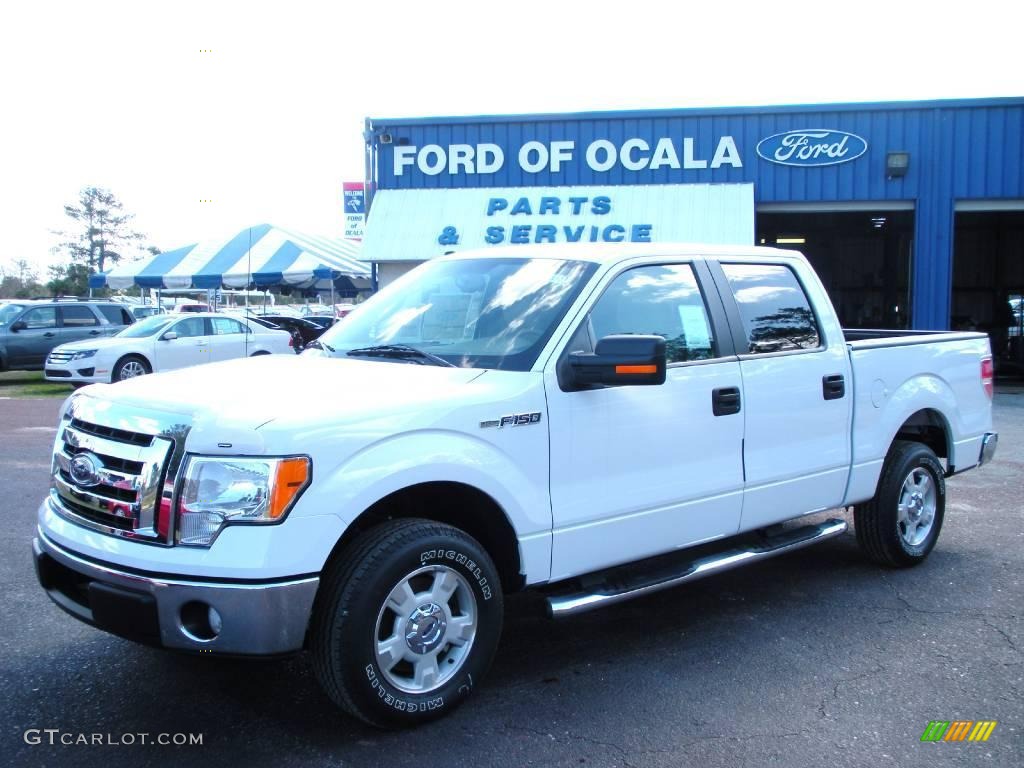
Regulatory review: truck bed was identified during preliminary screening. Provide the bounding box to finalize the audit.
[844,328,988,348]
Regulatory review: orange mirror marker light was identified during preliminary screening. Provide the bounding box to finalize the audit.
[615,365,658,374]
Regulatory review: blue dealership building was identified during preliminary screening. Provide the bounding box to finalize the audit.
[360,97,1023,359]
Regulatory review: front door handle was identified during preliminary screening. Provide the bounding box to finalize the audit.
[43,331,55,338]
[712,386,742,416]
[823,373,846,400]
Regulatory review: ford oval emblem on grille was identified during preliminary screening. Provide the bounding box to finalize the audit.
[69,452,104,487]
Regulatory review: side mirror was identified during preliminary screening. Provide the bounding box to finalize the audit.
[567,335,667,389]
[161,331,178,341]
[9,320,26,332]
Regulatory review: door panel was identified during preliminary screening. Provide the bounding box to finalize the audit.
[714,261,853,530]
[155,316,210,371]
[546,262,745,581]
[208,317,247,361]
[8,307,58,367]
[58,305,103,345]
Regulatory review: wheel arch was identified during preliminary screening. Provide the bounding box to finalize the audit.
[320,481,524,595]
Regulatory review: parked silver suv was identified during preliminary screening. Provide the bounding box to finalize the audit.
[0,300,134,373]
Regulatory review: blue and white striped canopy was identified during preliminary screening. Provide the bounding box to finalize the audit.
[90,224,369,290]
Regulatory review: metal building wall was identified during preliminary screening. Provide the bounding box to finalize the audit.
[367,98,1024,329]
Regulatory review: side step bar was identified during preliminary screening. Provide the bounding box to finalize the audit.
[546,518,848,618]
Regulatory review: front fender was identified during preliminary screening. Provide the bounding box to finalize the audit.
[296,429,552,582]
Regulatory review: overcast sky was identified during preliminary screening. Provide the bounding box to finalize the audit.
[1,0,1020,277]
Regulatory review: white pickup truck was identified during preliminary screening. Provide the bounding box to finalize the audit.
[33,244,998,728]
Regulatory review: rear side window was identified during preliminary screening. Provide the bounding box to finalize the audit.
[721,263,821,354]
[98,305,133,325]
[588,264,717,363]
[211,317,245,335]
[60,305,100,327]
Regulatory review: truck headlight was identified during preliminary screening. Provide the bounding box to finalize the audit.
[70,349,97,360]
[176,456,311,546]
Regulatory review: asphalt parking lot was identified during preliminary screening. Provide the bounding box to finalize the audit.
[1,394,1020,768]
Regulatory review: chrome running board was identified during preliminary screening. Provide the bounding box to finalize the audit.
[546,518,848,618]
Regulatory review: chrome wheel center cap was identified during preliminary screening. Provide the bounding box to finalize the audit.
[405,603,446,654]
[909,493,924,517]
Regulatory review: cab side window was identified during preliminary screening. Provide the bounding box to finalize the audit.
[587,264,716,363]
[172,317,207,338]
[21,307,57,329]
[721,263,821,354]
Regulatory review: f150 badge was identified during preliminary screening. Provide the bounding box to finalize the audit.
[480,412,542,429]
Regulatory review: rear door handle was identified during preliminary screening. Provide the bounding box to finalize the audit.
[823,373,846,400]
[88,330,101,336]
[712,386,742,416]
[43,331,55,338]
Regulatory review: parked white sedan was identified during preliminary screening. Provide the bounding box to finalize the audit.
[44,312,293,384]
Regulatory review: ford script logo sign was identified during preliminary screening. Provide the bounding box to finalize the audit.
[69,452,104,488]
[756,129,868,167]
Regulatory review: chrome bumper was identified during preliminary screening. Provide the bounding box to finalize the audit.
[979,432,998,467]
[33,531,319,655]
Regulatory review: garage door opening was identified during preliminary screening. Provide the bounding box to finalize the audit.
[953,210,1024,377]
[756,210,914,329]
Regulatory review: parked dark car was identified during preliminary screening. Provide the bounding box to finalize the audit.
[0,299,135,372]
[257,315,328,351]
[303,315,338,330]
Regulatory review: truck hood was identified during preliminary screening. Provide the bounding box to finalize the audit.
[79,354,486,434]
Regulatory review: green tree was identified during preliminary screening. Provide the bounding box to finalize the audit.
[54,187,145,274]
[0,259,45,298]
[46,263,94,297]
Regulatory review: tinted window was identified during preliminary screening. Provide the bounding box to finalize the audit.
[211,317,244,335]
[588,264,716,363]
[21,307,57,329]
[722,263,821,353]
[98,305,132,325]
[172,317,207,338]
[60,305,99,327]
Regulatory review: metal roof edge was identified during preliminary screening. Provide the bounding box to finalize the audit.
[367,96,1024,129]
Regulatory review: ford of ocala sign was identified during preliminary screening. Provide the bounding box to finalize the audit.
[756,129,868,167]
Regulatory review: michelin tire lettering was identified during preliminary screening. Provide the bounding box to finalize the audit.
[419,549,493,600]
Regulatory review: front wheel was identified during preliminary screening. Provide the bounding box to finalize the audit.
[112,355,150,382]
[854,440,946,567]
[310,519,503,728]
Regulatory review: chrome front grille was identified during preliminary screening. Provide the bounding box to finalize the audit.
[50,397,187,545]
[47,350,74,364]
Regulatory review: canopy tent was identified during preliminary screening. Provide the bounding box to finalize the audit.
[89,224,370,292]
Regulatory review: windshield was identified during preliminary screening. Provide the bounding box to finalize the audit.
[116,314,175,338]
[314,257,597,371]
[0,303,25,326]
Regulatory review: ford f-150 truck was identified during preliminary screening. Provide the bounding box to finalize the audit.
[33,244,998,727]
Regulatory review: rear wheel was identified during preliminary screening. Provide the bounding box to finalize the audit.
[854,440,946,566]
[112,355,150,382]
[310,519,503,728]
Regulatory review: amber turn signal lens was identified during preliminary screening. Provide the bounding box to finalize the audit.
[268,457,310,519]
[615,364,658,374]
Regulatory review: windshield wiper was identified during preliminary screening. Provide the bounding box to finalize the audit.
[346,344,456,368]
[306,339,335,352]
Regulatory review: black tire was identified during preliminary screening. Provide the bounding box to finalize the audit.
[310,519,503,728]
[250,350,270,357]
[854,440,946,567]
[112,355,151,382]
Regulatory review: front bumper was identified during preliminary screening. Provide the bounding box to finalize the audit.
[43,357,109,384]
[33,531,319,655]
